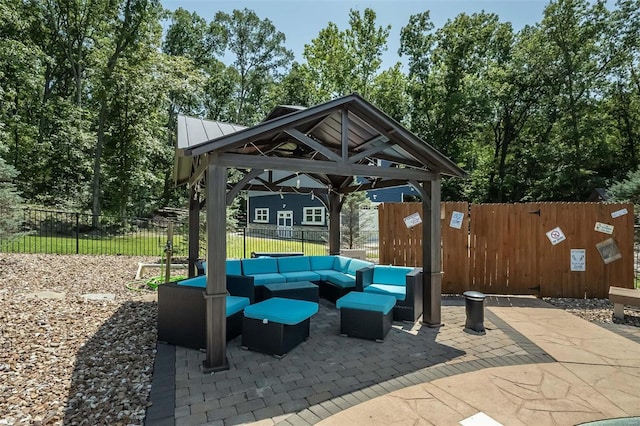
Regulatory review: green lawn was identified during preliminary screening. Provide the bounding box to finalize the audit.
[0,233,329,257]
[224,234,327,258]
[0,234,187,256]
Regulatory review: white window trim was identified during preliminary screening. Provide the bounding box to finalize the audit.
[301,206,325,225]
[254,208,269,223]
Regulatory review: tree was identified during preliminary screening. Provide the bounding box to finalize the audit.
[609,167,640,216]
[526,0,623,200]
[208,8,293,125]
[0,138,23,239]
[302,8,391,101]
[341,190,373,249]
[400,11,513,200]
[90,0,164,224]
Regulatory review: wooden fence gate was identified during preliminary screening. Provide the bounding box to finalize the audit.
[378,202,634,298]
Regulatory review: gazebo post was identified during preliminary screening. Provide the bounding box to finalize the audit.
[328,191,341,255]
[422,177,443,327]
[187,185,200,278]
[203,158,228,372]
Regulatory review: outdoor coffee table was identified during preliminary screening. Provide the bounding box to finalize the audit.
[263,281,319,303]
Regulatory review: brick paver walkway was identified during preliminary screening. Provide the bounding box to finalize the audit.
[146,296,555,426]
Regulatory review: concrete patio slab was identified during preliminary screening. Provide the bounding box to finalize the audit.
[80,293,115,302]
[23,290,66,300]
[490,306,640,367]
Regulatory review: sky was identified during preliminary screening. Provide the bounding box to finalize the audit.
[160,0,551,68]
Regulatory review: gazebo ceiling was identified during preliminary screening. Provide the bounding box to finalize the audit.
[175,93,466,195]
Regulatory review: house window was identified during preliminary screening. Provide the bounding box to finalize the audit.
[254,208,269,223]
[302,207,325,225]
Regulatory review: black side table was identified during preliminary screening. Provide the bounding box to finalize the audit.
[263,281,319,303]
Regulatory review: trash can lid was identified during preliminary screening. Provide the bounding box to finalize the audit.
[463,290,486,301]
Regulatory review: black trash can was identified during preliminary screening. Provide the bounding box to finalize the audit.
[463,290,486,334]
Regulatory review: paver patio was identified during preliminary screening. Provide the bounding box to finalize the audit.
[146,296,558,425]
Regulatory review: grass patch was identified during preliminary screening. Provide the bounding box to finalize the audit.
[0,233,329,257]
[0,234,185,256]
[225,234,327,258]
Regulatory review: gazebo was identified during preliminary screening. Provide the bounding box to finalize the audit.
[174,94,466,371]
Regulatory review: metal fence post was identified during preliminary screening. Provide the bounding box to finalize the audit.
[75,213,80,254]
[243,227,247,259]
[301,230,305,254]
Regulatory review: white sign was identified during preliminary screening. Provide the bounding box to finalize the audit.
[570,249,586,271]
[546,226,566,245]
[449,211,464,229]
[403,212,422,228]
[594,222,614,234]
[611,208,628,218]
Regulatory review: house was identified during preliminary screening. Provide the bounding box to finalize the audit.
[246,157,420,233]
[246,184,419,233]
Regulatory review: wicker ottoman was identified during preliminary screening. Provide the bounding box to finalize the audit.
[241,297,319,357]
[336,292,396,342]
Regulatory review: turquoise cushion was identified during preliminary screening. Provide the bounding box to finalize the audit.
[249,273,286,286]
[325,272,356,288]
[364,283,407,301]
[310,256,336,270]
[226,295,250,317]
[310,269,335,281]
[277,256,311,273]
[333,256,352,273]
[177,276,206,288]
[373,266,414,286]
[242,258,279,275]
[336,291,396,314]
[281,271,321,282]
[226,259,242,276]
[346,258,373,275]
[244,297,318,325]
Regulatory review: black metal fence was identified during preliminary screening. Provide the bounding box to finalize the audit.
[0,208,188,256]
[0,208,379,259]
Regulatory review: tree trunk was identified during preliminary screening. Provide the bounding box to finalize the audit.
[91,103,108,227]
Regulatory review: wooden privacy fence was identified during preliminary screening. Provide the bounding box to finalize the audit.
[379,202,634,298]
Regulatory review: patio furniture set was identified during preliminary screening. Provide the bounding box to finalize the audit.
[157,255,423,357]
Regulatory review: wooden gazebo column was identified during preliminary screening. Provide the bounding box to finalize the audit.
[204,156,228,371]
[328,191,342,255]
[422,177,443,327]
[187,185,200,278]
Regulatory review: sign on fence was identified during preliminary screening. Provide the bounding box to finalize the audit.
[449,211,464,229]
[403,212,422,228]
[570,249,586,271]
[546,226,566,245]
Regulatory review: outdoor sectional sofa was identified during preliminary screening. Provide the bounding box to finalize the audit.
[199,256,423,314]
[159,256,424,351]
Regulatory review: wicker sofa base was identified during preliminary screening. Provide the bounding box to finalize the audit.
[318,281,353,304]
[157,284,243,350]
[241,317,311,357]
[339,307,393,341]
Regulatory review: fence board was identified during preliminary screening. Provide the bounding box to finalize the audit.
[441,202,470,294]
[378,201,634,298]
